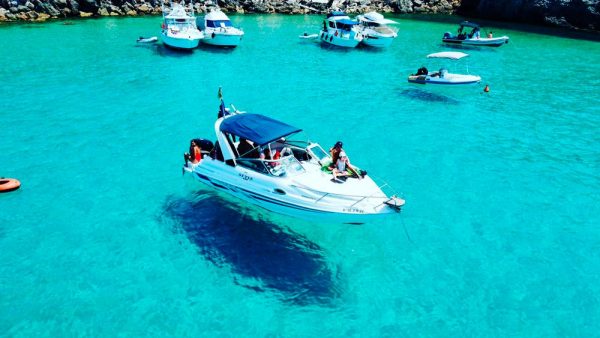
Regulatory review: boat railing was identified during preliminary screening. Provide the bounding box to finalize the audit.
[292,179,403,210]
[292,183,389,202]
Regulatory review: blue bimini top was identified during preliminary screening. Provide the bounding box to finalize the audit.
[219,113,302,146]
[337,19,358,25]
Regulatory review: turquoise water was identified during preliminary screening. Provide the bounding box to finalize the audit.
[1,14,600,336]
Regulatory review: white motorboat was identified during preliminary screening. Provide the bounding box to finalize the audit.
[182,98,405,224]
[442,21,509,47]
[197,7,244,47]
[355,12,398,48]
[408,52,481,85]
[160,1,203,50]
[319,11,363,48]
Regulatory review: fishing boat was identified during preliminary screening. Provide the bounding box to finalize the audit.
[160,1,203,50]
[197,7,244,47]
[442,21,509,47]
[182,96,404,224]
[408,52,481,85]
[319,11,363,48]
[355,12,398,48]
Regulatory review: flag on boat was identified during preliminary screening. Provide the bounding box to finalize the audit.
[217,87,229,117]
[219,99,227,117]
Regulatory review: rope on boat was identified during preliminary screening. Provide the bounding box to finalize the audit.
[401,214,414,244]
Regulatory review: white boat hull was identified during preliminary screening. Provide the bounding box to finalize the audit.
[201,32,243,47]
[184,158,400,224]
[443,36,509,47]
[161,30,202,49]
[408,73,481,85]
[361,34,395,48]
[319,30,361,48]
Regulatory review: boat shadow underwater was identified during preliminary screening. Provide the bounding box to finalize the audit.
[161,192,343,306]
[148,44,196,57]
[400,88,461,105]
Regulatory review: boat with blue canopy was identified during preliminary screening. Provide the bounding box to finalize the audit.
[182,93,405,224]
[319,11,363,48]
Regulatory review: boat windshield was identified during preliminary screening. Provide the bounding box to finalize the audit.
[363,21,382,27]
[336,22,357,31]
[237,155,305,177]
[207,20,233,28]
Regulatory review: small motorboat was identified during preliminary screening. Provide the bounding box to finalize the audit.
[160,1,203,50]
[299,33,319,40]
[319,11,363,48]
[196,7,244,47]
[442,21,509,47]
[182,92,405,224]
[355,12,398,48]
[137,36,158,43]
[408,52,481,85]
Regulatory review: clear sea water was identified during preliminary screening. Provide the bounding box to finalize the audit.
[1,14,599,336]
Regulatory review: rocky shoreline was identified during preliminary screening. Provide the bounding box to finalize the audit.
[0,0,598,31]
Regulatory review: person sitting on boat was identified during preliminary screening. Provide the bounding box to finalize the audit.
[237,138,258,158]
[332,152,361,181]
[328,141,344,170]
[184,140,202,165]
[439,68,447,78]
[487,31,493,38]
[416,66,428,76]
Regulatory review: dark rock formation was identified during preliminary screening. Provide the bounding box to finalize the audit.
[459,0,600,31]
[0,0,598,31]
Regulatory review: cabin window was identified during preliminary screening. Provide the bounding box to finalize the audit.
[329,21,335,28]
[207,20,233,28]
[236,159,269,175]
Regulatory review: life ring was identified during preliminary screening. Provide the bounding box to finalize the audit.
[0,178,20,193]
[335,30,338,37]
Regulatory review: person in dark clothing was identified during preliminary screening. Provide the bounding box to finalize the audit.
[237,138,259,158]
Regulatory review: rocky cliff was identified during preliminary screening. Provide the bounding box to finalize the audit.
[459,0,599,31]
[0,0,598,31]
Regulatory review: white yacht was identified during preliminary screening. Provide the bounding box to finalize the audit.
[160,1,203,50]
[183,99,405,224]
[319,11,363,48]
[197,7,244,47]
[408,52,481,85]
[356,12,398,48]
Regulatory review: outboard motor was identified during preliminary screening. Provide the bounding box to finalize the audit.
[443,32,451,39]
[192,138,215,153]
